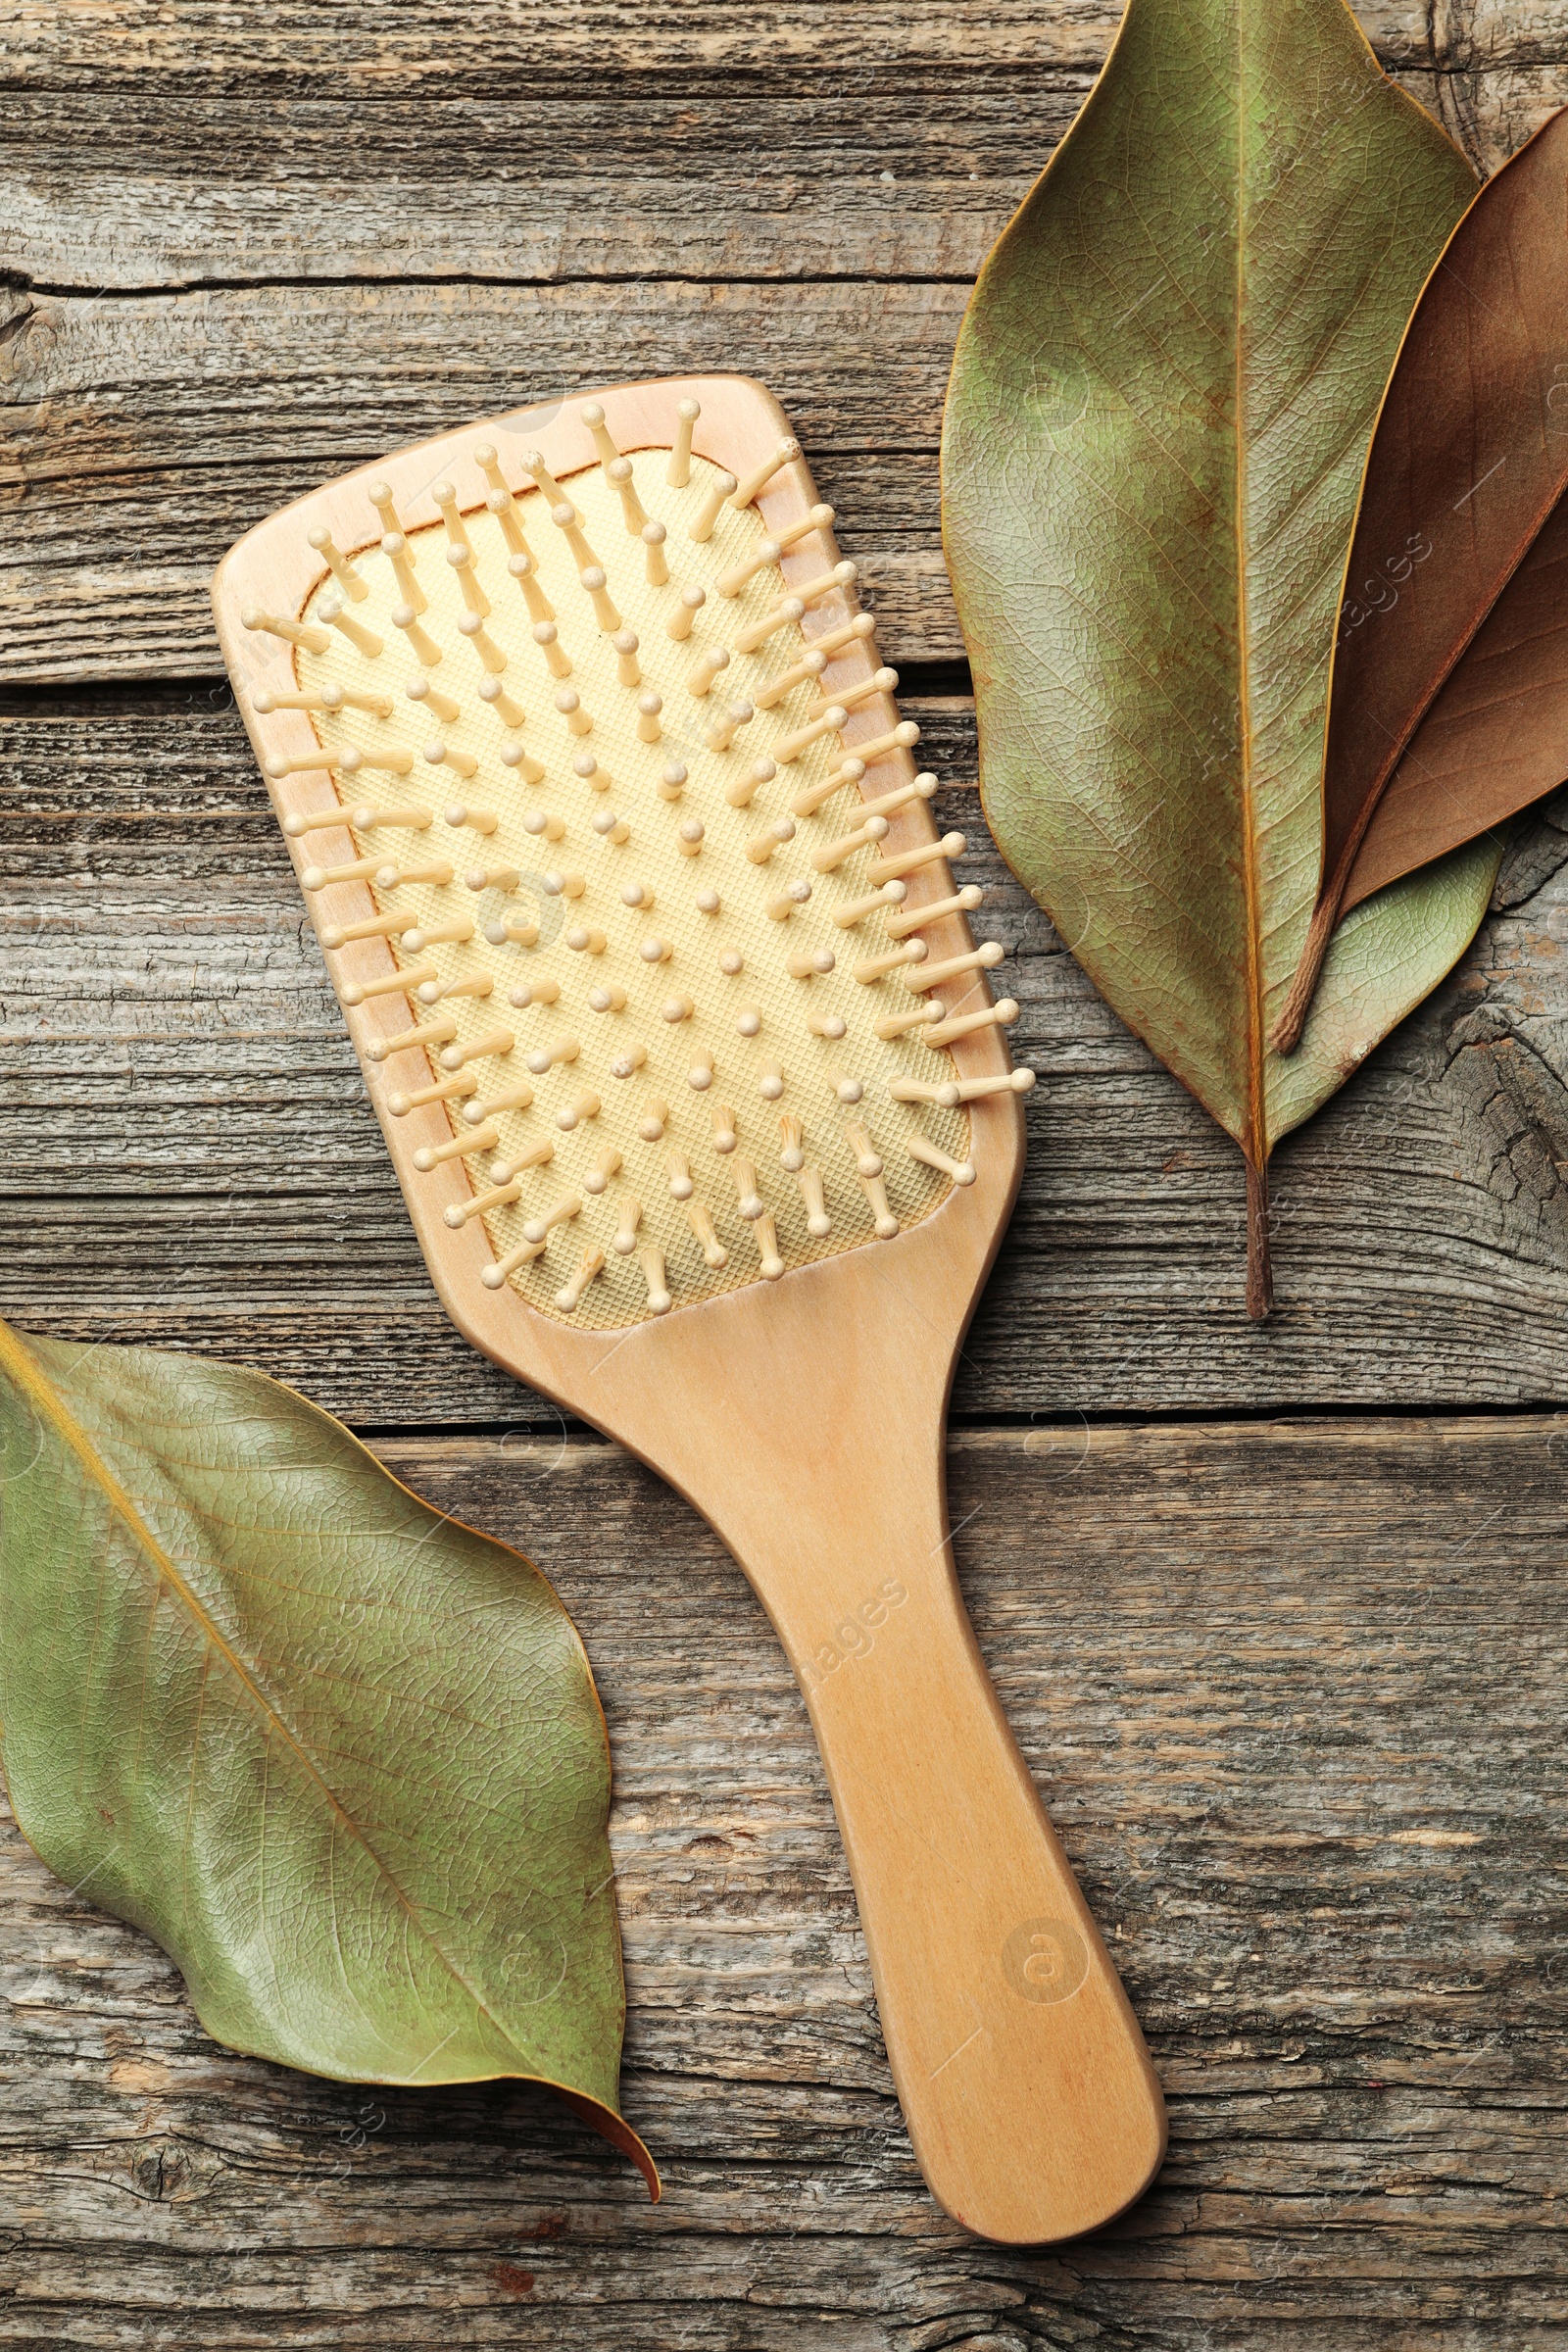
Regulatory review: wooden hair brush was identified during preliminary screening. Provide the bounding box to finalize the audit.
[211,374,1164,2244]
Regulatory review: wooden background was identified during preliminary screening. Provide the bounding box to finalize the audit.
[4,3,1568,2342]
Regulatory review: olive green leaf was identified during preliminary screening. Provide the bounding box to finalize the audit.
[942,0,1497,1313]
[0,1321,655,2194]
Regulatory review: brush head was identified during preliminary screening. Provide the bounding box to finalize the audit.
[219,378,1031,1333]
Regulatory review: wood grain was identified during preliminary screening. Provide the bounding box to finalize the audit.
[14,61,1548,300]
[7,93,1057,290]
[3,1419,1564,2345]
[2,0,1556,100]
[0,277,972,682]
[6,690,1567,1423]
[0,1,1494,81]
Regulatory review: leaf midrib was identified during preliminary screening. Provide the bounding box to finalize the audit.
[1233,5,1266,1168]
[0,1320,530,2069]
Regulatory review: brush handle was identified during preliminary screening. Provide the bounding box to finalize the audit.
[593,1265,1168,2245]
[723,1443,1166,2245]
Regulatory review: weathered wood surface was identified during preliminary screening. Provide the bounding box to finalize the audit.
[7,2,1568,2339]
[3,1421,1565,2347]
[11,8,1558,297]
[5,689,1567,1423]
[0,278,974,680]
[2,3,1564,684]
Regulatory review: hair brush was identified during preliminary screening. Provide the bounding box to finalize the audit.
[211,374,1164,2244]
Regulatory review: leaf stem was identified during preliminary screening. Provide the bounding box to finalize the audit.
[1270,888,1338,1054]
[1271,849,1352,1054]
[1246,1160,1273,1323]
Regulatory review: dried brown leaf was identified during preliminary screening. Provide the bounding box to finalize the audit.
[1277,107,1568,1050]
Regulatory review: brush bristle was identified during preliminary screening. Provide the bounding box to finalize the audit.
[253,413,1024,1327]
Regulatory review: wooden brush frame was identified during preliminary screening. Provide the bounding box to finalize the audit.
[214,375,1165,2246]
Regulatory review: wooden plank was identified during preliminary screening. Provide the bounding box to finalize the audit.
[3,0,1555,90]
[0,277,972,682]
[5,688,1568,1424]
[12,58,1554,298]
[2,1417,1564,2344]
[6,88,1061,291]
[0,1,1482,82]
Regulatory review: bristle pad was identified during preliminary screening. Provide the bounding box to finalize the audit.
[294,449,975,1328]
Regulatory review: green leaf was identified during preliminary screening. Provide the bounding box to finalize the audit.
[1266,831,1501,1147]
[0,1321,655,2193]
[942,0,1494,1193]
